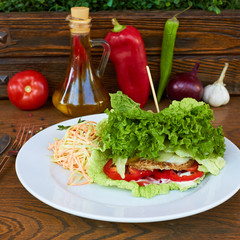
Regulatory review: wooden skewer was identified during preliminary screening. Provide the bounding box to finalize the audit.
[146,66,160,113]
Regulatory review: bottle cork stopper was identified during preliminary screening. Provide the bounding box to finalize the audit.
[71,7,89,20]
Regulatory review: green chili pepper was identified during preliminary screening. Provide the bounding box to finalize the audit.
[157,17,179,102]
[157,6,191,102]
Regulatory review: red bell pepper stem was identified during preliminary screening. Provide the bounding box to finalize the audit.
[111,18,126,32]
[105,18,150,108]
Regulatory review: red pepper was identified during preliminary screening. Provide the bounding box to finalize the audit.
[64,36,88,88]
[73,35,88,65]
[105,18,150,108]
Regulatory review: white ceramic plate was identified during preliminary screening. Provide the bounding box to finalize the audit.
[15,113,240,223]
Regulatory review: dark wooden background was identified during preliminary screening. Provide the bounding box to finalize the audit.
[0,10,239,99]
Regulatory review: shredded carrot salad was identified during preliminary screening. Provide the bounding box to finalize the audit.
[48,121,99,186]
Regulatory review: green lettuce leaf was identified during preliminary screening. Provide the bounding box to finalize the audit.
[98,92,226,161]
[110,91,153,120]
[112,156,128,178]
[197,156,225,175]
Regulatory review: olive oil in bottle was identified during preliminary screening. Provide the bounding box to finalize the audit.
[52,7,110,117]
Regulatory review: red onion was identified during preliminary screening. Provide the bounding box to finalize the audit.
[167,62,203,101]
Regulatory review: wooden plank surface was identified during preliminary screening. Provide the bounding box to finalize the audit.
[0,10,239,99]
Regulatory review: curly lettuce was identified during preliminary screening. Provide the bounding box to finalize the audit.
[97,91,225,160]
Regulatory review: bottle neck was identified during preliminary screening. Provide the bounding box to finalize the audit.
[67,15,92,34]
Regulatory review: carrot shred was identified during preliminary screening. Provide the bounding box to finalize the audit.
[48,121,99,186]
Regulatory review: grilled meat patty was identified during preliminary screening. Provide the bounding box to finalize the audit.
[127,158,195,171]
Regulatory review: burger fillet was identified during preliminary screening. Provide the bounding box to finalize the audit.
[127,158,195,171]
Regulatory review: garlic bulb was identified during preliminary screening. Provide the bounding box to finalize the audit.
[203,63,230,107]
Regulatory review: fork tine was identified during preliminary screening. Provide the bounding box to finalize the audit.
[22,125,34,146]
[29,125,35,138]
[0,124,40,173]
[16,124,33,150]
[11,125,24,150]
[21,125,30,148]
[0,156,10,173]
[10,124,34,153]
[17,125,26,150]
[13,124,26,150]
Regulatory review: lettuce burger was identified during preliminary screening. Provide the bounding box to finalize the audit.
[87,92,226,198]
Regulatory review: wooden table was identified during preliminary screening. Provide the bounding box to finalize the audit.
[0,96,239,239]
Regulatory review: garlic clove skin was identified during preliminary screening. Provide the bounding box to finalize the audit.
[202,63,230,107]
[202,84,213,103]
[204,82,230,107]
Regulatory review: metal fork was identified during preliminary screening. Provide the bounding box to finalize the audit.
[0,124,35,173]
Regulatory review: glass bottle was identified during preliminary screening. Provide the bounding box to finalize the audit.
[52,7,111,117]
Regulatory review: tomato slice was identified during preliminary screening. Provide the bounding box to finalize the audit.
[186,160,199,172]
[169,170,204,181]
[153,169,170,179]
[154,169,204,182]
[104,159,204,183]
[103,159,152,182]
[103,159,122,180]
[136,179,151,186]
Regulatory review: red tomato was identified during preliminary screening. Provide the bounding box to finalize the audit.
[104,159,204,184]
[185,161,199,172]
[124,167,152,181]
[7,70,49,110]
[169,170,204,182]
[103,159,122,180]
[136,179,151,186]
[153,169,170,179]
[154,169,204,182]
[103,159,152,181]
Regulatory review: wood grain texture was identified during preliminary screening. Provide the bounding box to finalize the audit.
[0,97,240,239]
[0,10,240,99]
